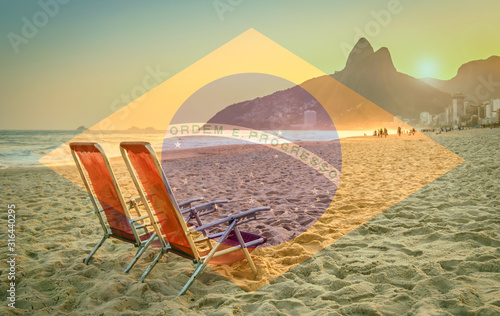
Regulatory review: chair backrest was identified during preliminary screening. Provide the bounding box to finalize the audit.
[70,142,136,241]
[120,142,197,259]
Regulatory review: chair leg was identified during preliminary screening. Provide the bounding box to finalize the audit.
[83,235,107,265]
[242,247,258,278]
[233,226,258,278]
[178,262,207,296]
[123,233,156,273]
[139,248,166,283]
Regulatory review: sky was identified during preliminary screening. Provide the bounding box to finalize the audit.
[1,0,500,130]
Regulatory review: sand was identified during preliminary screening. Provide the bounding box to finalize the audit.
[1,129,499,315]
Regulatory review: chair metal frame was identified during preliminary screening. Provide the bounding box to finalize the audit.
[120,142,269,295]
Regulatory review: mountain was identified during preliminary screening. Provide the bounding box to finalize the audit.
[331,39,452,118]
[207,84,336,130]
[422,56,500,103]
[419,77,446,90]
[207,38,462,130]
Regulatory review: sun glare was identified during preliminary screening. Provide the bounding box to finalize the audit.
[416,59,439,78]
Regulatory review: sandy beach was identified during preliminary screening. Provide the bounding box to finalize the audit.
[1,129,499,315]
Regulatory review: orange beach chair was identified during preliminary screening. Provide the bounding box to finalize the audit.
[120,142,269,295]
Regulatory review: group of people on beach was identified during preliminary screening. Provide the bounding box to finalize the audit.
[397,126,416,136]
[374,128,388,137]
[373,127,416,137]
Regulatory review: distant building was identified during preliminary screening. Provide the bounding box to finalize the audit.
[438,113,446,126]
[420,112,432,125]
[444,106,451,126]
[452,93,465,125]
[493,99,500,124]
[303,110,317,128]
[478,105,486,119]
[486,102,492,118]
[480,99,500,124]
[493,99,500,112]
[433,96,498,127]
[465,104,479,125]
[470,115,479,126]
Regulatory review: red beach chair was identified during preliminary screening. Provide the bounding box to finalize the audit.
[120,142,269,295]
[69,142,204,273]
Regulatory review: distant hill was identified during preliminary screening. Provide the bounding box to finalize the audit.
[421,56,500,103]
[331,38,451,117]
[207,38,499,129]
[419,77,446,90]
[207,84,336,130]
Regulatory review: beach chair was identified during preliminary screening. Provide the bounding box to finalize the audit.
[69,142,205,273]
[119,142,269,295]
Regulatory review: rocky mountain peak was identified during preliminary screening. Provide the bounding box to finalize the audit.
[345,37,374,68]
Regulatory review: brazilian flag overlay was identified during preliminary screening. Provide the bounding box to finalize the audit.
[41,29,463,291]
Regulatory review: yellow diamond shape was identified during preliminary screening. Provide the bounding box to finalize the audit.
[40,29,463,292]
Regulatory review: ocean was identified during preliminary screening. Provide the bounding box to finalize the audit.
[0,129,360,169]
[0,130,82,169]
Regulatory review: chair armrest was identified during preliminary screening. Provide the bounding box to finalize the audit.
[178,197,204,209]
[193,231,225,243]
[181,200,228,215]
[190,206,270,233]
[182,200,229,227]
